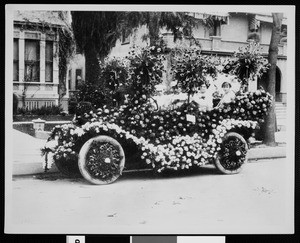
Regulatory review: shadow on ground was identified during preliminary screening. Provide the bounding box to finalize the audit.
[18,165,221,185]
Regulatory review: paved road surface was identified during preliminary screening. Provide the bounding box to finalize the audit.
[6,158,294,235]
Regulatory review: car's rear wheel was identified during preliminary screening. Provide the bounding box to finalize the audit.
[78,135,125,185]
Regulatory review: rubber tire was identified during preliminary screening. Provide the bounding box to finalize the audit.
[214,132,248,174]
[78,135,125,185]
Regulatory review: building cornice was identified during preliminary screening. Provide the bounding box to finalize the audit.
[201,49,287,60]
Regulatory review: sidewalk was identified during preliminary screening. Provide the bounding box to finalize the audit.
[12,129,59,175]
[11,129,287,176]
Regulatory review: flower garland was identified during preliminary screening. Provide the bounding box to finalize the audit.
[43,117,257,173]
[42,85,269,174]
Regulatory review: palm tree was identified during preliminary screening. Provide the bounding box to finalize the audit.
[71,11,127,84]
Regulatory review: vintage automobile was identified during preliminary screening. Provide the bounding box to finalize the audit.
[43,89,271,185]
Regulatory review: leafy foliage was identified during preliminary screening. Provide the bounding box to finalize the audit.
[171,47,218,99]
[126,46,166,103]
[71,12,125,58]
[57,22,76,100]
[99,57,129,92]
[223,42,270,90]
[138,12,200,45]
[99,57,130,105]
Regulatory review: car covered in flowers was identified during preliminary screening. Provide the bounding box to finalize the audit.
[42,43,272,185]
[42,88,272,185]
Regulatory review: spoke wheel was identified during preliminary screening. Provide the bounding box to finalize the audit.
[78,135,125,185]
[214,132,248,174]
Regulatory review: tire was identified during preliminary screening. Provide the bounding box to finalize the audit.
[78,135,125,185]
[214,132,249,174]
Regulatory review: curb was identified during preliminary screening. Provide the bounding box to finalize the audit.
[248,146,286,161]
[13,161,59,176]
[12,146,286,176]
[11,126,287,176]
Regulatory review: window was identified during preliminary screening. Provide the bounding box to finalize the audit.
[75,69,82,89]
[25,40,40,82]
[13,38,19,81]
[204,20,221,37]
[45,41,53,82]
[121,30,130,45]
[68,69,72,90]
[209,21,221,36]
[280,26,287,43]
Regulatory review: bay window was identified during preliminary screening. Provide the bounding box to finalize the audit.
[45,41,53,82]
[25,39,40,82]
[13,38,19,81]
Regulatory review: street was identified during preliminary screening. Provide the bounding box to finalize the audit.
[7,158,293,235]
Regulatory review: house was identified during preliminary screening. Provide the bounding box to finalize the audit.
[67,12,288,131]
[70,12,287,104]
[111,12,287,102]
[13,10,70,112]
[67,52,86,101]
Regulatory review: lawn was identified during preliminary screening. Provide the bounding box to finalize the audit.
[13,115,74,137]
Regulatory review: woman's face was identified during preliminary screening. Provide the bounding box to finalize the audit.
[222,86,230,94]
[199,84,207,93]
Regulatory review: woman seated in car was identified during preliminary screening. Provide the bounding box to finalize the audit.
[216,81,236,108]
[191,81,213,112]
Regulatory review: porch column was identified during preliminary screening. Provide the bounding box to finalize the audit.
[53,36,59,106]
[18,32,25,84]
[40,33,46,91]
[211,36,222,50]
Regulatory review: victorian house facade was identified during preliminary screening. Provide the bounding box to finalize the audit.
[13,11,69,111]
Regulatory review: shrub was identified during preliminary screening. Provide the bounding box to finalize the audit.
[75,82,108,108]
[73,101,94,126]
[68,98,77,115]
[17,105,63,116]
[99,57,130,105]
[13,93,19,115]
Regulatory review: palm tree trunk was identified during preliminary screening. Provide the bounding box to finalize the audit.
[148,12,160,46]
[263,13,283,146]
[85,45,101,84]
